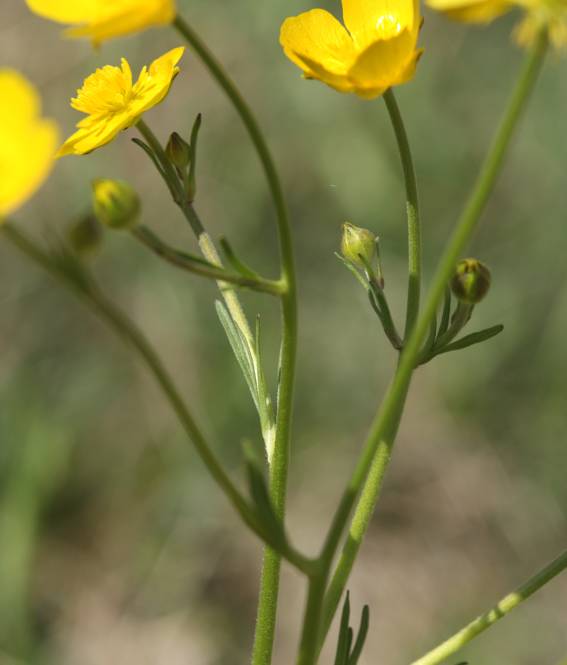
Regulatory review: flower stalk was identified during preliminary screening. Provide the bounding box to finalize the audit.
[314,28,548,657]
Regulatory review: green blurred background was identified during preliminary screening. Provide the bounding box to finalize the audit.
[1,1,566,663]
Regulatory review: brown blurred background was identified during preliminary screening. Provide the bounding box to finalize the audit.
[1,1,566,664]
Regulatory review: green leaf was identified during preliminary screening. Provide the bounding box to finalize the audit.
[348,605,370,665]
[215,301,258,411]
[334,592,352,665]
[435,324,504,357]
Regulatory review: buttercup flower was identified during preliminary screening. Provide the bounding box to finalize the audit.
[26,0,176,46]
[0,70,58,219]
[58,47,185,157]
[280,0,423,99]
[427,0,567,49]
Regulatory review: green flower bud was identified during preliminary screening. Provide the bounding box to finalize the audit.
[451,259,492,304]
[67,215,103,257]
[92,179,140,230]
[166,132,191,172]
[341,222,376,268]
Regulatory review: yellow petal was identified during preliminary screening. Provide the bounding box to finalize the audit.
[25,0,99,24]
[59,47,184,157]
[27,0,175,44]
[131,47,185,113]
[280,9,357,80]
[348,29,417,96]
[426,0,512,22]
[0,70,58,218]
[66,0,175,45]
[58,111,131,157]
[342,0,419,49]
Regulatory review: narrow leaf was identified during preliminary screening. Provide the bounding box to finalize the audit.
[334,592,352,665]
[215,301,259,410]
[435,324,504,357]
[254,316,276,460]
[348,605,370,665]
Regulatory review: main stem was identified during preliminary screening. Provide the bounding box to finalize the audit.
[383,88,421,339]
[173,15,297,665]
[310,31,548,659]
[411,549,567,665]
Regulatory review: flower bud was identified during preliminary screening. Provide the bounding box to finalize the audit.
[451,259,491,304]
[92,179,140,230]
[166,132,191,172]
[67,215,103,256]
[341,222,376,268]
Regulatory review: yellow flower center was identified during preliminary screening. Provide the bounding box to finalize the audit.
[71,60,134,116]
[374,13,403,39]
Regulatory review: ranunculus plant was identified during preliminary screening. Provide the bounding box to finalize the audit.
[2,1,566,664]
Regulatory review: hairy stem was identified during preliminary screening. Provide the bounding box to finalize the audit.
[411,549,567,665]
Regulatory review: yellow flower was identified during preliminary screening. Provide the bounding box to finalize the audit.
[280,0,423,99]
[0,70,58,219]
[427,0,567,49]
[58,47,185,157]
[26,0,176,46]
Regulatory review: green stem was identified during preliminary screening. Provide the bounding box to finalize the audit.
[132,226,284,295]
[316,31,548,652]
[383,88,421,340]
[2,225,263,539]
[137,118,257,349]
[174,15,298,664]
[411,549,567,665]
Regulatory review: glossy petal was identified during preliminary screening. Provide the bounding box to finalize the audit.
[280,9,357,79]
[343,0,418,49]
[0,70,58,217]
[348,29,415,97]
[280,1,421,98]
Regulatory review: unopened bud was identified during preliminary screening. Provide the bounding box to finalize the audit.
[166,132,191,172]
[341,222,376,268]
[92,179,140,230]
[451,259,491,304]
[67,215,103,256]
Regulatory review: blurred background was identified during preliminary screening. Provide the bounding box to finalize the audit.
[1,1,566,664]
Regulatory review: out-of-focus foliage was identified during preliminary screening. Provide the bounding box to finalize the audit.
[1,1,566,664]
